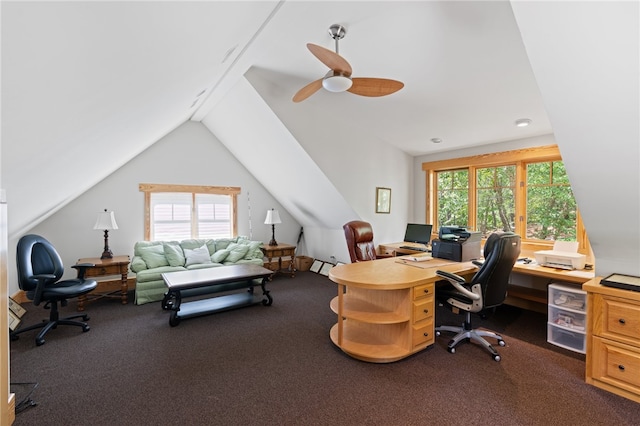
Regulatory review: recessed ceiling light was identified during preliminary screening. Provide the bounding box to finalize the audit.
[515,118,532,127]
[431,138,442,144]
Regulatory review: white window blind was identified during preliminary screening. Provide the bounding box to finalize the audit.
[150,192,232,241]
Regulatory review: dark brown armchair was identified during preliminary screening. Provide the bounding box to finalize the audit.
[343,220,383,263]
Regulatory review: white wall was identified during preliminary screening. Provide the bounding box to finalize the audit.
[8,120,295,296]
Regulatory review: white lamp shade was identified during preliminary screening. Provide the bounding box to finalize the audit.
[264,209,281,225]
[94,210,119,230]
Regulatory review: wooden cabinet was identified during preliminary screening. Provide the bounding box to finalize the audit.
[76,255,130,311]
[584,278,640,403]
[412,283,434,349]
[261,244,295,277]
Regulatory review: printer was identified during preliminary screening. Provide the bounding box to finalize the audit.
[534,241,586,270]
[431,227,481,262]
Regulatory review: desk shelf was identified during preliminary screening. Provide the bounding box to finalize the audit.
[330,322,409,363]
[330,295,409,324]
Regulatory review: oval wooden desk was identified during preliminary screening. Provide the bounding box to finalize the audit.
[328,256,477,363]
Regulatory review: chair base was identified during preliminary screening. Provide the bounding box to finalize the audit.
[11,312,91,346]
[436,315,505,361]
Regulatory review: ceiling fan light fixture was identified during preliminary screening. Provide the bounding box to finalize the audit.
[323,74,353,92]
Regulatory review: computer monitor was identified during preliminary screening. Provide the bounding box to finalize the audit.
[403,223,433,245]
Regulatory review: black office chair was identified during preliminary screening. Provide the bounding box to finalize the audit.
[11,234,98,346]
[435,232,521,361]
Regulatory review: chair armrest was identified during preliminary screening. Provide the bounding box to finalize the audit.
[71,263,95,280]
[436,270,480,301]
[30,273,56,306]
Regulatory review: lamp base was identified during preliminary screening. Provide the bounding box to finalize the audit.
[268,239,278,246]
[100,249,114,260]
[100,230,113,259]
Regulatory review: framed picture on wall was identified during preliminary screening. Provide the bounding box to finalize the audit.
[376,187,391,214]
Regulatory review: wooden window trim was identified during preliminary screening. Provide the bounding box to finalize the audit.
[139,183,240,241]
[422,145,590,253]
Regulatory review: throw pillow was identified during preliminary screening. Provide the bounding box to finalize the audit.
[211,249,230,263]
[138,244,169,269]
[225,243,250,263]
[184,244,212,267]
[242,241,263,259]
[164,243,186,267]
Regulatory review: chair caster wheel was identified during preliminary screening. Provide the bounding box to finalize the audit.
[493,354,501,362]
[435,331,441,337]
[498,339,505,347]
[82,324,90,332]
[448,347,456,354]
[36,338,45,346]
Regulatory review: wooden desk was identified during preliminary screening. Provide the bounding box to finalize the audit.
[507,254,594,312]
[381,242,595,312]
[378,241,431,256]
[76,255,130,311]
[328,256,477,363]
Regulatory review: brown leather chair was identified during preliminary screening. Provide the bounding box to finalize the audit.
[343,220,379,263]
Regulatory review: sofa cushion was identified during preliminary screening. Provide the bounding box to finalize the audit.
[225,243,250,263]
[214,238,237,250]
[211,249,230,263]
[164,242,185,267]
[139,244,169,269]
[184,244,212,267]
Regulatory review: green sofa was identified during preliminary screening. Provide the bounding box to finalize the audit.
[131,237,264,305]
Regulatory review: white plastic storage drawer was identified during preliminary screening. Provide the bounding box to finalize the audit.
[547,323,586,353]
[548,283,586,312]
[547,283,586,353]
[548,305,586,331]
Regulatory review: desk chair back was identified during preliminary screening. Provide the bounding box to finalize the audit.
[471,232,521,309]
[343,220,377,263]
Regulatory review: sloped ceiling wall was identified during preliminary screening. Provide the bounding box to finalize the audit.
[511,1,640,276]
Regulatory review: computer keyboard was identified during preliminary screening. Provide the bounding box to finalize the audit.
[399,245,430,252]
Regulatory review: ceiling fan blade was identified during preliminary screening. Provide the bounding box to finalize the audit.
[307,43,352,75]
[292,79,323,103]
[347,78,404,97]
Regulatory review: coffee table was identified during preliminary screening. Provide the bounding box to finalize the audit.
[161,264,273,327]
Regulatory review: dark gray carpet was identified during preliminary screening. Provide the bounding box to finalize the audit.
[10,272,640,425]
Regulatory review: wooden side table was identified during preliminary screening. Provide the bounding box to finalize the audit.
[76,255,130,311]
[261,243,296,278]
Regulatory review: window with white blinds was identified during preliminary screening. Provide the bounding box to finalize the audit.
[140,184,240,241]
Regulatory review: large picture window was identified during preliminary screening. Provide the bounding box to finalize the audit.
[423,145,588,252]
[139,184,240,241]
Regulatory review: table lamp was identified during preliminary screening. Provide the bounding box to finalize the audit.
[94,209,118,259]
[264,208,281,246]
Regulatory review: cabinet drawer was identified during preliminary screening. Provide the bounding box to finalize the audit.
[591,337,640,391]
[413,298,434,323]
[85,264,124,277]
[414,283,434,301]
[412,319,434,348]
[594,294,640,345]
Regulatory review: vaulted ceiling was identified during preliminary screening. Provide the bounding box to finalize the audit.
[2,1,554,238]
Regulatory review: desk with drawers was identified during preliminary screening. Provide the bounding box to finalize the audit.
[584,278,640,404]
[328,256,477,363]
